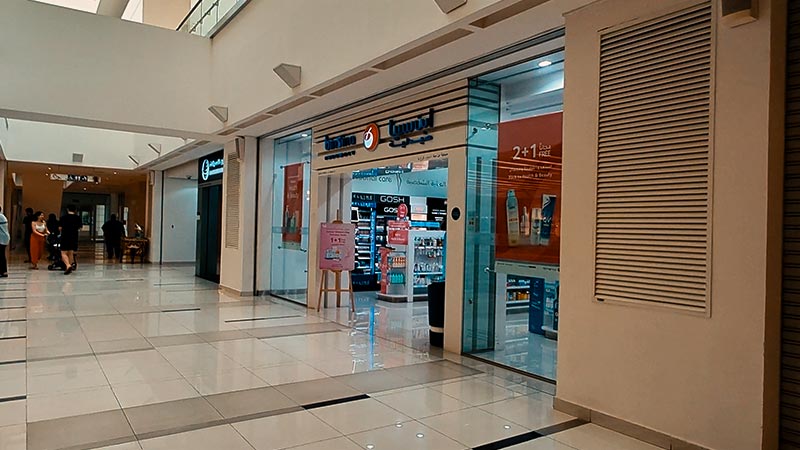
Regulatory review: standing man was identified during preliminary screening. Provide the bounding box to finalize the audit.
[22,208,33,263]
[59,205,82,275]
[0,207,10,278]
[101,214,124,261]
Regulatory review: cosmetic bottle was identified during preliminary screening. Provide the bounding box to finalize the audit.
[540,194,556,246]
[506,190,520,246]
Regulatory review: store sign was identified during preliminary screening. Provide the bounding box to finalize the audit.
[50,174,100,183]
[324,134,357,151]
[495,112,563,265]
[387,220,410,245]
[377,195,410,216]
[318,222,356,271]
[363,123,380,151]
[282,163,304,250]
[388,108,435,148]
[198,151,224,183]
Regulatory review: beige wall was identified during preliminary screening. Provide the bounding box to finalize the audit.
[558,1,784,449]
[142,0,190,30]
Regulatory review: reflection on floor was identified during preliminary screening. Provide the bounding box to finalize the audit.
[0,264,661,450]
[479,314,558,380]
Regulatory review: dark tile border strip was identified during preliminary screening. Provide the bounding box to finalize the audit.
[0,306,25,310]
[0,319,26,323]
[166,288,219,292]
[0,395,25,403]
[536,418,587,436]
[0,360,25,366]
[161,307,202,313]
[0,296,26,300]
[225,314,302,323]
[0,336,25,341]
[301,394,370,410]
[471,419,586,450]
[472,431,543,450]
[116,279,145,282]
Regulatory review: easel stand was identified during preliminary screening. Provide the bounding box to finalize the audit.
[316,269,355,314]
[316,213,355,315]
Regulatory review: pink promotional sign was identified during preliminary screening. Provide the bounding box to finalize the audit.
[318,223,356,271]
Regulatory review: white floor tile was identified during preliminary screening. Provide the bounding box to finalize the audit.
[431,377,522,406]
[507,437,578,449]
[112,378,200,408]
[140,425,254,450]
[551,424,662,450]
[281,437,361,450]
[185,367,268,395]
[27,385,120,421]
[310,398,411,435]
[349,421,468,450]
[250,361,327,386]
[420,407,525,448]
[233,410,341,450]
[0,364,25,399]
[374,387,469,419]
[479,395,575,430]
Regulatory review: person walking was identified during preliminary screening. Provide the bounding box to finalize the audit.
[59,205,82,275]
[29,212,48,270]
[0,207,10,278]
[22,207,33,263]
[46,213,59,235]
[101,214,124,261]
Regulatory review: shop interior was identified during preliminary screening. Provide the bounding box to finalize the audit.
[317,159,450,351]
[463,51,564,381]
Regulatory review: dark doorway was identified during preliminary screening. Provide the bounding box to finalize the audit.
[196,184,222,283]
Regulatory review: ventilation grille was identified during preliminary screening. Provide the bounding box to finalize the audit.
[225,152,240,249]
[594,1,713,312]
[72,153,84,163]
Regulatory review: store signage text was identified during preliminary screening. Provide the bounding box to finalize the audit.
[324,134,357,151]
[388,108,434,148]
[50,174,101,183]
[200,156,224,182]
[324,150,356,160]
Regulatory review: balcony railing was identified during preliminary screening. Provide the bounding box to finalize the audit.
[177,0,250,37]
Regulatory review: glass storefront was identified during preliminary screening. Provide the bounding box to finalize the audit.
[269,132,312,304]
[463,51,565,380]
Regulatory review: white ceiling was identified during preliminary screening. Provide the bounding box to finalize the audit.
[32,0,101,13]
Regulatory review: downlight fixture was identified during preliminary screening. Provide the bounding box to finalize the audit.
[538,60,552,68]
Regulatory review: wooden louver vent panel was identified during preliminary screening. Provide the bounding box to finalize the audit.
[595,1,712,312]
[225,152,240,250]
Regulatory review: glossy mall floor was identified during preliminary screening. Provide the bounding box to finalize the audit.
[0,249,659,450]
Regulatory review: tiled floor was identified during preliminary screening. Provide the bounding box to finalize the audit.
[0,257,659,450]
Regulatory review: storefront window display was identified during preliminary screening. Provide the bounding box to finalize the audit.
[463,51,564,380]
[270,132,311,304]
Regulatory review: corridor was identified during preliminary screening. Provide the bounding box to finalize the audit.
[0,262,656,450]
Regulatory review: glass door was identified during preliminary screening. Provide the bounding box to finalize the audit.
[463,51,565,381]
[270,132,312,304]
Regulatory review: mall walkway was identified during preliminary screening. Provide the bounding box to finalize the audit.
[0,262,656,450]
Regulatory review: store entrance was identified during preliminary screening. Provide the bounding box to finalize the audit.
[321,159,449,350]
[196,184,222,283]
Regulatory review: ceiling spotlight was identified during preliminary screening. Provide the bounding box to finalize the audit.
[504,425,512,429]
[538,60,553,68]
[83,187,87,191]
[366,445,375,450]
[416,433,424,438]
[113,171,118,175]
[48,167,52,170]
[301,133,309,138]
[208,105,229,123]
[273,63,302,88]
[395,423,403,428]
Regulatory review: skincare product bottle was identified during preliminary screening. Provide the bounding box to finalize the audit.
[506,190,520,246]
[540,194,557,246]
[521,206,530,237]
[531,207,541,246]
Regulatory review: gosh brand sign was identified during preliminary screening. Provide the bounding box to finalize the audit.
[389,108,434,148]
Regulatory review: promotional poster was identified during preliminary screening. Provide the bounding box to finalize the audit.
[495,112,563,264]
[282,163,304,250]
[318,223,356,271]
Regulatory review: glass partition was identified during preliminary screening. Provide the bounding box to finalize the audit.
[270,132,311,304]
[463,51,565,380]
[178,0,250,37]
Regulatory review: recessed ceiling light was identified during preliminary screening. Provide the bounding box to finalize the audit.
[301,133,309,138]
[366,445,375,449]
[83,187,87,191]
[395,423,403,428]
[504,425,512,429]
[538,60,552,68]
[416,433,424,438]
[48,167,52,170]
[114,171,118,175]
